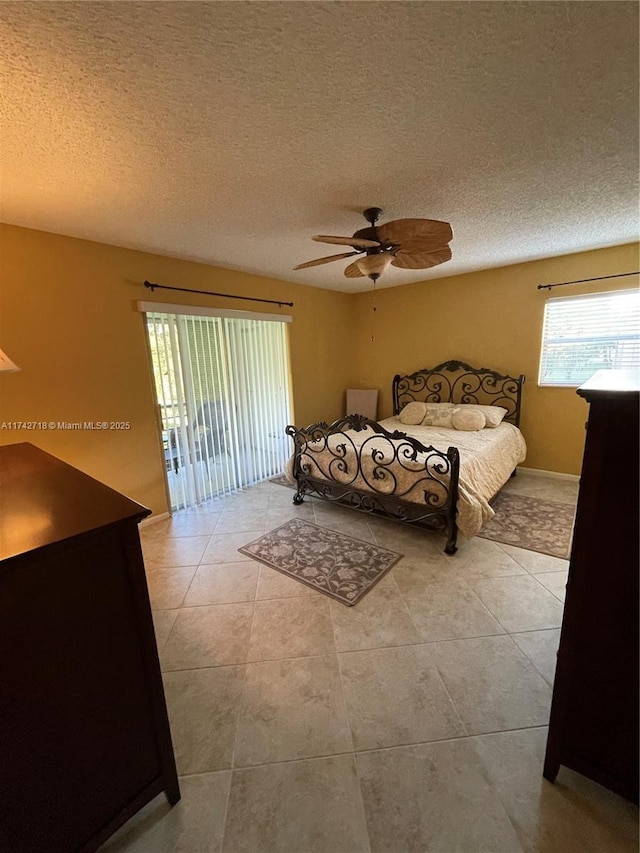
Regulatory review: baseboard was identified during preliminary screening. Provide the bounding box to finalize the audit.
[517,466,579,482]
[139,511,171,528]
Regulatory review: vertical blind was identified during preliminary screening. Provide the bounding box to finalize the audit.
[539,288,640,387]
[145,308,292,510]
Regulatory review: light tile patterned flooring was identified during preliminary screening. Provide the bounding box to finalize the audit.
[104,473,638,853]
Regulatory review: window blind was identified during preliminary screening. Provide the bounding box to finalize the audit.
[539,288,640,387]
[146,311,292,510]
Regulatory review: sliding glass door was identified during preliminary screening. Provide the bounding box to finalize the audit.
[145,307,292,510]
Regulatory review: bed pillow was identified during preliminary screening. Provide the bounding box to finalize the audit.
[399,401,428,425]
[452,409,486,431]
[456,404,508,428]
[420,403,456,429]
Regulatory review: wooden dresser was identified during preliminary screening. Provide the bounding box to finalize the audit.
[0,443,180,852]
[543,371,639,803]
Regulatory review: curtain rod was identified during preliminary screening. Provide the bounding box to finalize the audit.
[143,280,294,308]
[537,271,639,291]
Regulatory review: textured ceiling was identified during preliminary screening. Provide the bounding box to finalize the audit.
[1,1,638,292]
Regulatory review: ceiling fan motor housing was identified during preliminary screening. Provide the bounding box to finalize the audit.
[352,227,386,250]
[353,208,388,253]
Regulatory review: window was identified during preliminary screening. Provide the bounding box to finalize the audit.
[539,288,640,387]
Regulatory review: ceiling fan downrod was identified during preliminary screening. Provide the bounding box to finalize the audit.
[358,207,391,280]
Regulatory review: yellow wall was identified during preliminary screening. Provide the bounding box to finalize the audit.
[0,224,354,514]
[350,242,639,474]
[2,223,636,516]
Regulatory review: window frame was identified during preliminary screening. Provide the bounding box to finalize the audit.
[538,287,640,388]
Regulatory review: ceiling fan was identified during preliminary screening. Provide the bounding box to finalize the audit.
[294,208,453,282]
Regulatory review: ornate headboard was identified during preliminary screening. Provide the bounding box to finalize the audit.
[392,360,526,427]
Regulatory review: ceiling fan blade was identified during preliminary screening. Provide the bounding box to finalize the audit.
[391,246,452,270]
[313,235,381,248]
[344,260,366,278]
[293,251,361,270]
[389,239,450,256]
[377,218,452,248]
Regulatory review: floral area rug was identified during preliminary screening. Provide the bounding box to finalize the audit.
[239,518,402,606]
[478,492,575,558]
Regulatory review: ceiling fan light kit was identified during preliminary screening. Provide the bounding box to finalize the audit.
[294,208,453,283]
[355,252,394,279]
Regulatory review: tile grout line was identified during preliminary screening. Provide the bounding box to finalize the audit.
[159,621,563,673]
[229,558,261,773]
[423,654,470,738]
[494,540,536,574]
[511,626,561,636]
[332,646,358,754]
[176,722,553,778]
[387,571,423,642]
[502,632,555,692]
[325,584,371,850]
[216,767,234,853]
[387,571,475,735]
[467,740,529,853]
[350,753,374,853]
[450,571,558,675]
[338,629,470,742]
[324,649,374,851]
[493,539,570,574]
[155,549,566,659]
[175,554,209,608]
[398,570,512,639]
[156,568,199,643]
[510,633,558,687]
[460,576,514,636]
[528,569,568,603]
[462,572,564,635]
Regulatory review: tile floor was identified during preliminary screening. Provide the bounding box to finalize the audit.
[104,472,638,853]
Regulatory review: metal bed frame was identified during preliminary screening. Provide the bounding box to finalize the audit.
[285,360,525,555]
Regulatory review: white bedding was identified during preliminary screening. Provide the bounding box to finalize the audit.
[287,416,526,538]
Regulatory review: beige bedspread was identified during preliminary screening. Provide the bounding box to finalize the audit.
[287,416,526,537]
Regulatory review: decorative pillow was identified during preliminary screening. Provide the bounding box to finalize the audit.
[421,402,456,429]
[452,409,486,431]
[399,401,428,425]
[455,404,508,428]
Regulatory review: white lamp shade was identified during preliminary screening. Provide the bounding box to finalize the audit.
[0,348,20,372]
[356,253,394,278]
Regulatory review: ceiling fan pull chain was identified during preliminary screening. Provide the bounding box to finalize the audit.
[371,279,377,343]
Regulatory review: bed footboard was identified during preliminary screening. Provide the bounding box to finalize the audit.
[285,414,460,554]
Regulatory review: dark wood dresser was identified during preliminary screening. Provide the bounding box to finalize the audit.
[0,443,180,852]
[543,371,639,804]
